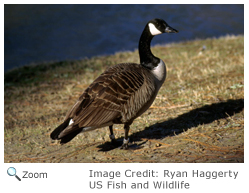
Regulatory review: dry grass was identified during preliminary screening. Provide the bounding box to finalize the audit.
[4,35,244,163]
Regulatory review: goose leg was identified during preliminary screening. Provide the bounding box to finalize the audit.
[109,125,116,143]
[120,124,130,149]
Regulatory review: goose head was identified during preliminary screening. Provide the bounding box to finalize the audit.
[148,18,178,36]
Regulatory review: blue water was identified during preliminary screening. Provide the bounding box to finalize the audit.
[4,4,244,72]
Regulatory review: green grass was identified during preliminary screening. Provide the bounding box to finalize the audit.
[4,35,244,163]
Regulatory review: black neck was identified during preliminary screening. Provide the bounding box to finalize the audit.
[138,26,160,70]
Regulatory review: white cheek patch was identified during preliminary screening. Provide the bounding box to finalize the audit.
[148,23,162,35]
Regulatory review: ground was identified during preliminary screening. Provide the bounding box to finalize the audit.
[4,35,244,163]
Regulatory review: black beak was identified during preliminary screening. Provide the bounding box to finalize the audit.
[165,26,178,33]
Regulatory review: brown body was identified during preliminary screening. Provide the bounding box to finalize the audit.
[53,62,161,140]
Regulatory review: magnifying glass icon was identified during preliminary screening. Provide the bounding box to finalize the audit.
[7,167,21,181]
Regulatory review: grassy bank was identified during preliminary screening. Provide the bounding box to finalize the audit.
[4,35,244,163]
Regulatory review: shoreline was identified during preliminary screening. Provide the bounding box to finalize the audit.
[5,34,243,75]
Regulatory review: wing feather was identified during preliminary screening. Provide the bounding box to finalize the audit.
[64,63,155,130]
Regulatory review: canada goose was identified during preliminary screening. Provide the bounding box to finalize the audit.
[50,18,178,149]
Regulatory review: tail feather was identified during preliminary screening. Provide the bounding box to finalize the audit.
[50,118,71,140]
[59,128,82,144]
[50,118,82,144]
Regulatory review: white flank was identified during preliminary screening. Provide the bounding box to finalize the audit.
[148,23,162,35]
[69,119,74,125]
[81,121,114,132]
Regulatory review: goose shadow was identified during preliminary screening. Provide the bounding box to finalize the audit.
[97,98,244,151]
